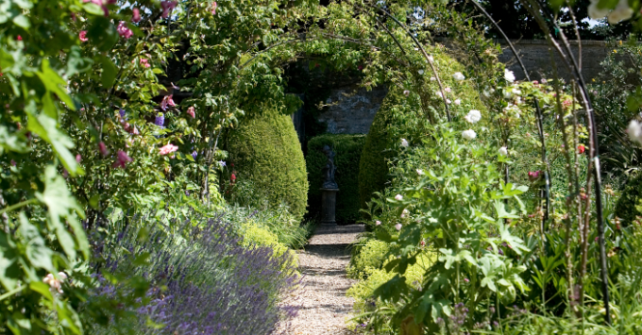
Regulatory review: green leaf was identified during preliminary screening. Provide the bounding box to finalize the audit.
[83,2,105,16]
[0,126,28,154]
[27,109,82,176]
[0,231,20,290]
[29,282,53,302]
[494,201,519,219]
[12,14,29,28]
[35,166,86,260]
[35,59,76,110]
[100,56,117,88]
[19,213,54,271]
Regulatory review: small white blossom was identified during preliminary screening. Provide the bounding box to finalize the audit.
[430,76,436,81]
[504,69,516,83]
[464,110,482,124]
[43,272,68,294]
[499,146,508,156]
[416,169,424,175]
[444,87,452,93]
[454,99,461,105]
[541,78,548,84]
[512,88,522,95]
[462,129,477,140]
[436,91,444,99]
[418,69,424,75]
[453,72,465,81]
[401,138,409,147]
[427,55,434,62]
[401,209,409,218]
[403,90,410,96]
[395,194,403,201]
[446,99,452,104]
[395,223,403,231]
[628,120,642,145]
[503,89,513,99]
[375,220,382,226]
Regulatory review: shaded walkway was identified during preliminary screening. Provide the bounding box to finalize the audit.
[276,224,365,334]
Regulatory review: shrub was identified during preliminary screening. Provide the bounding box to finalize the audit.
[348,238,390,279]
[307,134,367,224]
[227,108,309,220]
[358,48,487,211]
[614,173,642,225]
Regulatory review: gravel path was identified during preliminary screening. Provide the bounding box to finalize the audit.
[276,224,365,335]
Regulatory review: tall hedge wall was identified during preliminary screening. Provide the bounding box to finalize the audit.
[615,173,642,225]
[358,47,487,212]
[307,134,366,224]
[227,109,309,220]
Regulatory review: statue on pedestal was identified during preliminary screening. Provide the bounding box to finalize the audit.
[321,145,338,190]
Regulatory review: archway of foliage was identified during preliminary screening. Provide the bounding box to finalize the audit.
[2,0,642,333]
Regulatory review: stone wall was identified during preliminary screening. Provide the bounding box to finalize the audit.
[315,40,611,135]
[497,39,609,81]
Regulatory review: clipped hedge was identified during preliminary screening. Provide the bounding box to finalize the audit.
[307,134,366,224]
[358,47,487,211]
[227,109,309,220]
[615,173,642,225]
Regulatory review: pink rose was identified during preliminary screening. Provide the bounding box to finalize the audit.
[99,142,109,157]
[161,1,177,18]
[160,95,176,111]
[117,21,134,39]
[211,1,217,15]
[159,143,179,156]
[132,8,141,23]
[140,58,151,68]
[79,31,88,42]
[187,106,195,118]
[113,150,132,169]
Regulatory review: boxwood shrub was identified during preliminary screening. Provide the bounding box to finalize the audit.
[227,108,309,220]
[307,134,367,224]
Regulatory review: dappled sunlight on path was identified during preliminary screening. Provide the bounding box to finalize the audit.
[275,224,365,335]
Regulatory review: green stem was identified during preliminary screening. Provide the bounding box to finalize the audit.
[0,285,26,301]
[0,199,38,216]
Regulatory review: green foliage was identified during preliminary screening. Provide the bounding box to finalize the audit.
[227,108,309,220]
[614,173,642,225]
[358,48,487,212]
[348,238,390,279]
[307,134,366,223]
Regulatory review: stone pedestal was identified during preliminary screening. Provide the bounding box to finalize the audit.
[320,188,339,225]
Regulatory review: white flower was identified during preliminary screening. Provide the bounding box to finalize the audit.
[403,90,410,96]
[430,76,436,81]
[401,209,409,218]
[504,69,516,83]
[375,220,382,226]
[503,89,513,99]
[607,0,633,24]
[395,194,403,201]
[628,120,642,145]
[541,78,548,84]
[499,146,508,156]
[444,87,452,93]
[446,99,452,104]
[588,0,610,19]
[436,91,444,98]
[454,99,461,105]
[462,129,477,140]
[418,69,424,75]
[427,55,434,62]
[453,72,465,81]
[395,223,403,231]
[401,138,409,147]
[416,169,424,175]
[512,88,522,95]
[464,110,482,124]
[43,272,67,294]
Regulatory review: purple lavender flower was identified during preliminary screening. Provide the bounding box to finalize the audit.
[218,160,226,167]
[119,108,127,119]
[155,113,165,127]
[191,151,198,159]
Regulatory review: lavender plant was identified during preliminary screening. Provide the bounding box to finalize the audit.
[89,211,299,335]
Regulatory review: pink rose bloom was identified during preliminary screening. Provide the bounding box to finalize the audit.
[211,1,217,15]
[76,154,82,163]
[160,95,176,111]
[117,21,134,39]
[187,106,195,118]
[113,150,132,169]
[79,31,88,42]
[395,223,402,231]
[140,58,151,68]
[99,142,109,157]
[159,143,179,156]
[132,8,141,23]
[161,1,177,18]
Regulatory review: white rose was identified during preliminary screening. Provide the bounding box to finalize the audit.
[454,99,461,105]
[395,194,403,201]
[453,72,465,81]
[499,146,508,156]
[464,110,482,124]
[628,120,642,145]
[462,129,477,140]
[401,138,409,147]
[505,69,516,83]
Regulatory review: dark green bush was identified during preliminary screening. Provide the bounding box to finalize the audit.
[227,109,309,220]
[307,134,367,224]
[615,173,642,225]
